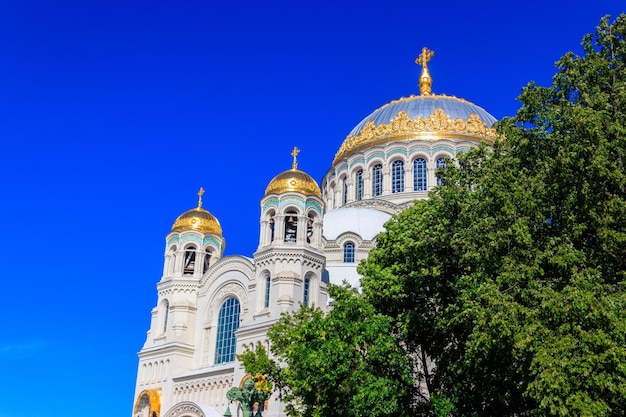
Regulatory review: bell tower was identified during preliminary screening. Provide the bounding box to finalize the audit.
[233,148,327,416]
[133,188,225,416]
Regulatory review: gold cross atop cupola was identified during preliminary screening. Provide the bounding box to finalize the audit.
[416,47,435,95]
[197,187,205,208]
[291,146,300,170]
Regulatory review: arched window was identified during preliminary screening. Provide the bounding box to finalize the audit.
[436,157,447,186]
[306,214,314,244]
[202,251,211,274]
[303,277,310,306]
[268,213,275,242]
[372,164,383,197]
[355,169,363,201]
[343,242,355,263]
[264,276,271,308]
[214,298,241,364]
[284,211,297,243]
[342,179,348,205]
[168,245,177,275]
[183,247,196,275]
[391,160,404,193]
[162,300,169,333]
[413,158,427,191]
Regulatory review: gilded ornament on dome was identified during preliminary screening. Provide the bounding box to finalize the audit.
[333,109,498,163]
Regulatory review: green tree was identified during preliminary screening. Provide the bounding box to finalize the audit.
[238,284,417,417]
[360,14,626,416]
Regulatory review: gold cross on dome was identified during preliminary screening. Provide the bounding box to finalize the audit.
[291,146,300,170]
[416,47,435,95]
[416,46,435,68]
[197,187,205,208]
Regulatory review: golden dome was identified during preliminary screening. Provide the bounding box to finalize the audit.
[264,147,322,198]
[332,48,498,164]
[171,188,222,235]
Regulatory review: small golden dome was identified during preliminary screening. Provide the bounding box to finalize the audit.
[171,188,222,235]
[264,146,322,198]
[265,168,322,198]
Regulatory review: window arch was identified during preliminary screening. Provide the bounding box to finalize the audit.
[306,212,315,244]
[413,158,427,191]
[284,210,298,243]
[264,275,271,308]
[183,246,196,275]
[303,277,310,306]
[202,249,212,274]
[167,245,177,275]
[267,210,276,242]
[161,300,169,333]
[355,169,363,201]
[372,164,383,197]
[343,242,355,263]
[436,156,447,186]
[214,298,241,364]
[391,160,404,193]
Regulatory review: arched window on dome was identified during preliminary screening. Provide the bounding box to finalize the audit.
[183,246,196,275]
[342,179,348,205]
[413,158,427,191]
[392,160,404,193]
[284,211,298,243]
[303,276,310,306]
[355,169,363,201]
[436,157,447,186]
[214,297,240,364]
[264,275,271,308]
[372,164,383,197]
[343,242,355,263]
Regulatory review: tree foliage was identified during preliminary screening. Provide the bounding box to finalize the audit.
[238,284,416,417]
[360,13,626,416]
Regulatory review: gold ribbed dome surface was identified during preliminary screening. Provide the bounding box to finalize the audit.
[171,188,222,235]
[265,147,322,198]
[265,168,322,198]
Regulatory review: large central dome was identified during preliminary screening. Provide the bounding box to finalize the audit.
[332,47,498,164]
[333,94,498,164]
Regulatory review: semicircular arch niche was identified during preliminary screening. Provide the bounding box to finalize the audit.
[162,401,205,417]
[133,390,161,417]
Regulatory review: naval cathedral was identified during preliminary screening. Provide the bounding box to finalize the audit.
[132,48,499,417]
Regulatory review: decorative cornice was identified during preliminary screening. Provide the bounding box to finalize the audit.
[172,366,235,383]
[334,108,497,164]
[139,342,195,358]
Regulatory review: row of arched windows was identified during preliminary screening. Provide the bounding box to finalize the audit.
[166,244,214,276]
[331,156,448,205]
[266,210,318,246]
[140,359,170,383]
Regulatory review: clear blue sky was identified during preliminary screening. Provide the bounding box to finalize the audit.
[0,1,622,416]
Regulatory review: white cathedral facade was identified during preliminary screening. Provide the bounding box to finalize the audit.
[132,49,499,417]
